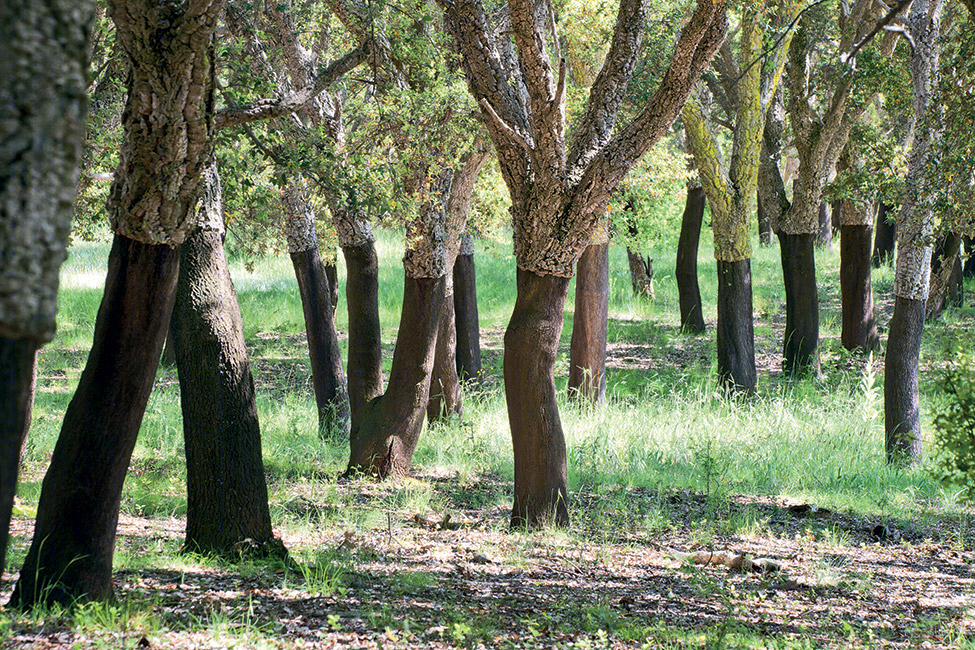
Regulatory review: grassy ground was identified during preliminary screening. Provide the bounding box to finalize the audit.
[2,225,974,649]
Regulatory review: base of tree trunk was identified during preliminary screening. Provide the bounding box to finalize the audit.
[872,203,896,268]
[885,295,925,464]
[715,259,756,393]
[453,253,482,383]
[505,269,571,529]
[428,284,463,422]
[0,337,38,575]
[11,236,179,607]
[677,186,706,333]
[341,242,384,421]
[840,225,879,352]
[291,247,350,437]
[569,243,609,403]
[779,233,820,377]
[172,229,281,558]
[347,276,445,478]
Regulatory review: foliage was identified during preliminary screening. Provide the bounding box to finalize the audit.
[931,352,975,498]
[613,140,691,251]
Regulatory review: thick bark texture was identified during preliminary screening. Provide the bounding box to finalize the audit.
[341,242,384,420]
[291,248,350,435]
[716,260,757,392]
[171,228,279,557]
[12,238,179,607]
[873,203,896,267]
[347,276,446,476]
[453,248,482,383]
[506,270,571,528]
[428,276,463,421]
[0,339,38,576]
[840,224,879,351]
[885,296,925,463]
[626,249,655,298]
[676,185,707,332]
[779,233,821,376]
[569,242,610,402]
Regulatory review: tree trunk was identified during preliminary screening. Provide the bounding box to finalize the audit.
[341,242,384,421]
[840,224,879,351]
[0,339,38,576]
[676,185,707,332]
[325,258,340,320]
[757,194,773,246]
[453,247,482,383]
[626,248,654,298]
[347,276,446,477]
[926,232,963,321]
[817,202,832,249]
[872,203,896,267]
[715,259,757,392]
[885,296,925,463]
[291,247,350,436]
[568,242,609,402]
[506,270,570,529]
[171,228,280,557]
[778,233,820,376]
[11,237,179,607]
[428,275,463,421]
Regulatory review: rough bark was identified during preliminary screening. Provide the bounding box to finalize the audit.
[506,270,571,528]
[840,224,880,351]
[172,227,279,557]
[626,249,655,298]
[716,260,757,391]
[569,242,610,402]
[0,0,92,578]
[0,339,38,576]
[11,238,180,607]
[872,203,897,267]
[347,276,446,476]
[779,233,821,376]
[676,185,707,333]
[453,237,482,383]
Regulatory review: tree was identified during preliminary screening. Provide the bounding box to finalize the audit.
[0,0,92,579]
[675,172,707,334]
[453,233,483,382]
[442,0,727,526]
[12,0,225,607]
[884,0,942,464]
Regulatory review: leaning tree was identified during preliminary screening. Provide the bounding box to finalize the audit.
[441,0,727,527]
[0,0,93,578]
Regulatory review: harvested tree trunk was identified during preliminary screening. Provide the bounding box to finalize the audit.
[886,296,925,462]
[506,270,571,528]
[569,240,610,402]
[428,274,463,421]
[453,235,482,383]
[840,198,879,352]
[716,260,757,391]
[341,241,384,421]
[779,233,821,376]
[872,203,896,267]
[0,339,38,575]
[676,185,707,333]
[12,238,180,606]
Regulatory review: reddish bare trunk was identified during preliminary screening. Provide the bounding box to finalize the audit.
[428,282,463,422]
[341,242,384,420]
[676,186,707,332]
[840,224,879,351]
[716,260,756,392]
[453,252,482,383]
[568,243,609,402]
[885,296,925,464]
[779,233,820,376]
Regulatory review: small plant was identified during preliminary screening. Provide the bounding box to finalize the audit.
[931,353,975,498]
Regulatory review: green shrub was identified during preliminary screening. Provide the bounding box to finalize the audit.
[931,353,975,497]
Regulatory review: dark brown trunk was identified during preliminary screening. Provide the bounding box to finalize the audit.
[779,232,820,376]
[715,259,756,392]
[830,201,842,235]
[926,232,964,321]
[0,338,38,576]
[626,248,654,298]
[816,202,832,249]
[757,194,773,246]
[428,284,463,422]
[325,258,339,320]
[568,243,609,402]
[676,185,707,333]
[840,224,879,352]
[171,229,280,557]
[291,247,350,437]
[964,236,975,278]
[505,270,570,529]
[341,242,384,421]
[872,203,896,268]
[885,295,925,464]
[347,276,446,477]
[12,236,179,607]
[453,252,482,383]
